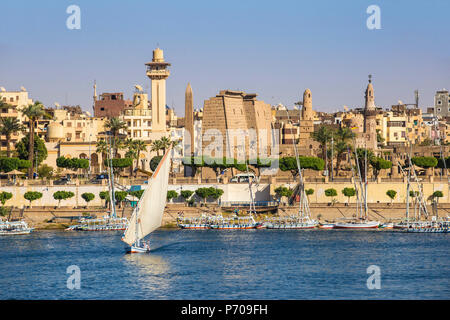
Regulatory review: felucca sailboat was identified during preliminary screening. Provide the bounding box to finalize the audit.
[121,147,171,253]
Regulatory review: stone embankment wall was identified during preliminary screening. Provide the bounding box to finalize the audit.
[1,181,448,208]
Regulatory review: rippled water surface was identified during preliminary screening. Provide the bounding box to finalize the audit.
[0,229,448,299]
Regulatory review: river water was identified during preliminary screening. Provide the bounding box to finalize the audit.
[0,229,448,299]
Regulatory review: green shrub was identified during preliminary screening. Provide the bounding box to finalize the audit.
[411,157,438,169]
[81,192,95,204]
[23,191,43,207]
[0,192,13,205]
[167,190,178,202]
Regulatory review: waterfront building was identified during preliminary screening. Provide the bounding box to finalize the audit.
[93,92,132,118]
[433,89,450,118]
[0,87,33,154]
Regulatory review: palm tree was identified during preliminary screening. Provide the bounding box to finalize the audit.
[0,117,25,157]
[132,140,147,176]
[104,117,127,156]
[160,136,171,154]
[333,127,355,175]
[150,139,164,156]
[20,101,48,178]
[105,117,127,138]
[312,126,333,160]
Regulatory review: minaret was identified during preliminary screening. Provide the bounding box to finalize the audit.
[301,88,313,121]
[299,89,314,147]
[146,48,171,132]
[93,80,97,113]
[185,83,194,154]
[364,75,377,149]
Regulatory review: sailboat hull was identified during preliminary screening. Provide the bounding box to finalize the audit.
[126,245,150,254]
[334,221,380,229]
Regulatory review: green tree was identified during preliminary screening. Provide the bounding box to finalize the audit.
[15,134,48,174]
[411,156,438,169]
[312,125,333,161]
[53,191,74,208]
[81,192,95,206]
[370,157,392,179]
[195,187,215,204]
[20,101,51,177]
[104,117,127,156]
[180,190,194,203]
[128,190,144,200]
[167,190,178,202]
[432,190,444,205]
[279,156,325,179]
[274,186,293,202]
[23,191,43,208]
[305,188,314,202]
[150,155,163,172]
[355,148,375,181]
[37,164,53,180]
[114,191,128,208]
[342,187,356,204]
[150,139,164,156]
[386,190,397,204]
[0,117,24,157]
[325,188,338,204]
[99,191,109,208]
[56,157,89,170]
[0,192,13,205]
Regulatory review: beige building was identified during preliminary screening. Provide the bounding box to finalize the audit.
[202,90,272,160]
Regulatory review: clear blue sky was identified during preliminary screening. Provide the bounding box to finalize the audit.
[1,0,449,115]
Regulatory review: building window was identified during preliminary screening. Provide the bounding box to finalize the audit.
[100,107,105,111]
[67,122,72,127]
[437,100,442,105]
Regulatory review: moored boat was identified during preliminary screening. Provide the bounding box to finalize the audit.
[0,219,34,235]
[334,220,380,229]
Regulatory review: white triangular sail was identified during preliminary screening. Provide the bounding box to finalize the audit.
[122,148,171,246]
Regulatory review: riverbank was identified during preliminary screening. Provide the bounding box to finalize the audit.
[5,202,449,230]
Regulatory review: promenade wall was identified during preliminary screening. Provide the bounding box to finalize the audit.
[1,181,449,208]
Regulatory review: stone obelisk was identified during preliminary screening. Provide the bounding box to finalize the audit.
[185,83,194,154]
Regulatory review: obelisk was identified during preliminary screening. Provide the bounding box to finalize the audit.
[185,83,194,154]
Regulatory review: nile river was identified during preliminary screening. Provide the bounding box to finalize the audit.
[0,229,448,299]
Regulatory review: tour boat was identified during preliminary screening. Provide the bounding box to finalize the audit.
[66,216,128,231]
[177,214,212,229]
[122,147,171,253]
[209,215,259,229]
[0,219,34,235]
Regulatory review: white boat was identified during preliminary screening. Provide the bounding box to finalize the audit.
[334,220,380,229]
[0,219,34,235]
[121,147,171,253]
[318,223,335,229]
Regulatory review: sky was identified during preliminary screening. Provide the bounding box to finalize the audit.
[1,0,449,116]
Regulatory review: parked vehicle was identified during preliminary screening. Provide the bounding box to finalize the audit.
[230,173,256,183]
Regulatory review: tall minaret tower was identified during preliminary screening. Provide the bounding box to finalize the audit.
[185,83,195,154]
[364,75,377,149]
[299,89,314,147]
[146,48,171,132]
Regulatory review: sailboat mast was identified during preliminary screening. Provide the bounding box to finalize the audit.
[364,146,368,220]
